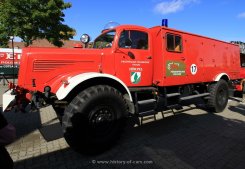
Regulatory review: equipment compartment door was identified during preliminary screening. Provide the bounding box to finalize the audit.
[162,31,205,86]
[163,32,189,86]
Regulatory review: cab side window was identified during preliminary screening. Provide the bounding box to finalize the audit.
[166,34,182,52]
[119,30,148,50]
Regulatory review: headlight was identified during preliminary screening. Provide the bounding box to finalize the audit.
[80,34,90,44]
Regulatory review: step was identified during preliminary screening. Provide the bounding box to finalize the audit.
[129,87,157,92]
[167,104,183,110]
[137,99,156,114]
[138,99,156,105]
[138,110,157,117]
[180,93,210,101]
[166,93,180,98]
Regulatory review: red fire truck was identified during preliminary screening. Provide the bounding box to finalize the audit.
[2,22,245,153]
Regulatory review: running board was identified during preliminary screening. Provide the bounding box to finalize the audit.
[180,93,210,101]
[166,93,180,98]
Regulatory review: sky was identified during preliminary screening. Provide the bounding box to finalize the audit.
[63,0,245,42]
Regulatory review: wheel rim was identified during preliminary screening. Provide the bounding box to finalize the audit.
[217,87,227,106]
[89,105,116,137]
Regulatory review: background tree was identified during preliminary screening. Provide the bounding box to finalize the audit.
[0,0,75,47]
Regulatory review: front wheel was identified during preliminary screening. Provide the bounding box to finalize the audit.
[62,85,127,154]
[206,80,229,113]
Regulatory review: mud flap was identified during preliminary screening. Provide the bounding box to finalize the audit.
[2,90,16,112]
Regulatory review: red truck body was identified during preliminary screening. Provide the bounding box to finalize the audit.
[17,25,241,95]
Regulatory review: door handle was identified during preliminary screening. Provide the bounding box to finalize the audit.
[128,51,135,59]
[180,57,185,61]
[147,56,152,59]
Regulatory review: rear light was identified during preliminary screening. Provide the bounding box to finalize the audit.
[26,92,32,101]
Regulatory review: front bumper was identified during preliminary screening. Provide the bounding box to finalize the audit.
[2,89,16,112]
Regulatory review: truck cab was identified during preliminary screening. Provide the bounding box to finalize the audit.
[92,25,153,87]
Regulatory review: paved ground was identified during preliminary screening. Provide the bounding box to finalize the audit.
[1,82,245,169]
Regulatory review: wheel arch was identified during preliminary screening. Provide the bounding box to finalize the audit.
[214,73,230,82]
[56,73,134,113]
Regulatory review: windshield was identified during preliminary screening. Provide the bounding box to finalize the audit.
[93,30,116,49]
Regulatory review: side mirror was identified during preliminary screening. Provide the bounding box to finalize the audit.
[80,34,91,44]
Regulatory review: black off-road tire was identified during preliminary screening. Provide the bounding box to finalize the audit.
[206,80,229,113]
[62,85,127,154]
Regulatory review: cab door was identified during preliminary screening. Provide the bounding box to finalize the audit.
[114,29,153,87]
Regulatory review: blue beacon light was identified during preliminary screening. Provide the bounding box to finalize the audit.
[162,19,168,27]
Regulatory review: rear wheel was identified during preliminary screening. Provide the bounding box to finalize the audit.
[62,85,127,154]
[206,80,229,113]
